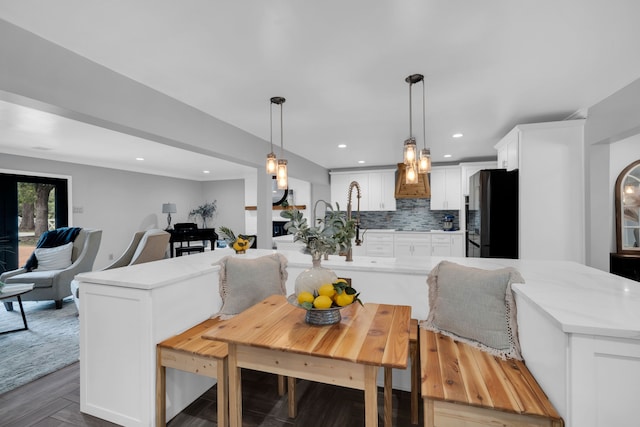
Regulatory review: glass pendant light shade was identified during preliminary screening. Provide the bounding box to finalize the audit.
[266,152,277,174]
[405,162,418,184]
[277,159,288,189]
[418,148,431,173]
[403,137,417,165]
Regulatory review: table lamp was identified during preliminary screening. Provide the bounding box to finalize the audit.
[162,203,177,230]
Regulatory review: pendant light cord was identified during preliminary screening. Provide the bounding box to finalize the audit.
[279,102,284,157]
[408,81,413,138]
[422,79,426,149]
[270,102,274,153]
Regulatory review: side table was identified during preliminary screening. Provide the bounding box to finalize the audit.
[0,283,35,335]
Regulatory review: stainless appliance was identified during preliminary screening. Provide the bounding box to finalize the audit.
[467,169,518,258]
[442,215,455,231]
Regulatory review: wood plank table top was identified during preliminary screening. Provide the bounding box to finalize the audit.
[202,294,411,369]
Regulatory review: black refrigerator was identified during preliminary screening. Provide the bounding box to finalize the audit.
[467,169,518,258]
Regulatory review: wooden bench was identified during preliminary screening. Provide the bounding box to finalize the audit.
[156,318,294,427]
[420,328,564,427]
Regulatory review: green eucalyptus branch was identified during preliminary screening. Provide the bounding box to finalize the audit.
[280,204,356,259]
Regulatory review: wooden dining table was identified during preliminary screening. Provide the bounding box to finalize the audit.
[202,294,411,427]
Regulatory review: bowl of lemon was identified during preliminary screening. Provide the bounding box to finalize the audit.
[288,279,362,325]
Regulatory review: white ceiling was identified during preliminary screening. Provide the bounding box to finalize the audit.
[1,1,640,181]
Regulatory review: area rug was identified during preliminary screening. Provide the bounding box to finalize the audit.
[0,297,79,395]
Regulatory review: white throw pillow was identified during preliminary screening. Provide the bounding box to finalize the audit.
[34,242,74,271]
[421,260,525,360]
[213,253,288,319]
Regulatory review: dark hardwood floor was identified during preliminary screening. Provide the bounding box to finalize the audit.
[0,362,421,426]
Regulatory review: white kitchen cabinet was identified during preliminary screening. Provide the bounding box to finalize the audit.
[459,161,497,195]
[497,120,585,263]
[394,233,431,258]
[330,171,369,211]
[428,232,465,257]
[429,166,461,210]
[495,127,519,171]
[430,234,452,256]
[450,234,465,257]
[364,231,394,257]
[330,169,395,212]
[367,169,396,211]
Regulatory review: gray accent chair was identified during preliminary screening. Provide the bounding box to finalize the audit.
[1,228,102,310]
[70,229,170,309]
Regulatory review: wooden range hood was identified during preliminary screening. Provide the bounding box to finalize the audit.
[394,163,431,199]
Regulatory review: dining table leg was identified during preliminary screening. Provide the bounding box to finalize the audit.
[228,345,242,427]
[384,367,392,427]
[364,365,379,427]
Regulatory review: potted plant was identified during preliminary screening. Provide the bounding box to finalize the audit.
[189,201,217,228]
[217,226,255,253]
[280,203,356,262]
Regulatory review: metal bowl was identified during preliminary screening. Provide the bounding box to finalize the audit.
[287,294,343,325]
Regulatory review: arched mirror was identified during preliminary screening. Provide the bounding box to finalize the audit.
[615,159,640,253]
[272,175,288,206]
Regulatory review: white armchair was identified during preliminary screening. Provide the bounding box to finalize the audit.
[70,229,170,309]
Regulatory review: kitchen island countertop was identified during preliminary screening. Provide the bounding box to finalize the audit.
[77,248,640,339]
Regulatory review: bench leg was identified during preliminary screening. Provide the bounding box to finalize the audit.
[156,348,166,426]
[277,375,286,396]
[217,358,229,427]
[410,339,419,424]
[287,376,297,418]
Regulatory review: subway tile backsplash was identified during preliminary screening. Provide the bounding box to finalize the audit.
[347,199,459,231]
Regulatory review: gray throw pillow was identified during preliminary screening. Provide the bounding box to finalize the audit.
[422,260,525,360]
[213,253,288,319]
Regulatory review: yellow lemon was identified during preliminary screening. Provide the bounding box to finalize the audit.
[313,295,333,309]
[335,292,355,307]
[317,283,336,298]
[297,291,315,305]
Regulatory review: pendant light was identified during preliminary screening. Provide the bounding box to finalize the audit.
[403,74,423,184]
[270,96,288,190]
[265,98,278,175]
[417,78,431,173]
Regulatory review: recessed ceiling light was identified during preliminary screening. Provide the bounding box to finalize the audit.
[358,160,365,164]
[452,133,463,138]
[443,154,452,158]
[338,144,347,148]
[136,157,144,161]
[203,170,210,174]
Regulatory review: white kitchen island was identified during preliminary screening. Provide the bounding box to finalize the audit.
[75,249,640,427]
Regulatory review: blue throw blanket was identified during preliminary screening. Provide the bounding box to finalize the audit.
[24,227,82,271]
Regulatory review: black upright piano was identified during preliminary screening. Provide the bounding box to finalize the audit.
[168,223,218,257]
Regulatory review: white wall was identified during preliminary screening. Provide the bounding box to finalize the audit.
[201,178,245,235]
[0,154,245,269]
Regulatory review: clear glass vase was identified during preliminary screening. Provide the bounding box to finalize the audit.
[294,256,337,296]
